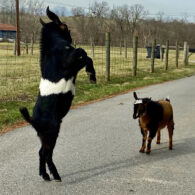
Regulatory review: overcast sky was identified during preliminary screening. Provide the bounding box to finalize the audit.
[45,0,195,21]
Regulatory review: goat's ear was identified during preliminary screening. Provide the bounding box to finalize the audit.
[133,92,138,100]
[40,18,46,26]
[46,6,62,25]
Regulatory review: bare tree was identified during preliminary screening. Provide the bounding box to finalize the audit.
[87,1,109,44]
[20,0,44,43]
[71,7,87,42]
[89,1,109,18]
[129,4,148,36]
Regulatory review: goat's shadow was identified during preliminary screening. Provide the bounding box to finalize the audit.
[59,136,195,185]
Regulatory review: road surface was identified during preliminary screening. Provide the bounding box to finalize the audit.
[0,76,195,195]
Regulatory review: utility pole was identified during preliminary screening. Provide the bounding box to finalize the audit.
[16,0,20,56]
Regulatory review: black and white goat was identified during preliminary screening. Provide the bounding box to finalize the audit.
[20,7,96,182]
[133,92,174,154]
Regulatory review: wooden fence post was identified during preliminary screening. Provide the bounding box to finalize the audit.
[125,40,127,59]
[31,35,34,55]
[91,42,95,57]
[165,40,169,70]
[25,39,28,55]
[105,32,110,81]
[183,41,188,66]
[160,44,163,61]
[151,39,156,73]
[120,41,122,55]
[176,41,179,68]
[74,40,76,48]
[13,39,16,55]
[133,36,138,76]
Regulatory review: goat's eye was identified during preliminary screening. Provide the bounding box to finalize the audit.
[65,46,70,50]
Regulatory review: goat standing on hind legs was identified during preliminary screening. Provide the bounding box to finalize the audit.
[133,92,174,154]
[20,7,96,182]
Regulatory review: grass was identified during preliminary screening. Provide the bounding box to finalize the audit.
[0,42,195,130]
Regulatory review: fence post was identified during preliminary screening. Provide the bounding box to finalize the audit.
[13,39,16,55]
[105,32,110,81]
[176,41,179,68]
[25,39,28,55]
[31,35,34,55]
[160,44,163,61]
[120,41,122,55]
[133,36,138,76]
[151,39,156,73]
[125,40,127,59]
[74,40,77,48]
[165,40,169,70]
[91,42,94,57]
[183,41,188,66]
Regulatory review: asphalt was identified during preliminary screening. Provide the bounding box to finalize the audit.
[0,76,195,195]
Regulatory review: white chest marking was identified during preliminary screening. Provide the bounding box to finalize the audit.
[39,77,75,96]
[134,99,143,104]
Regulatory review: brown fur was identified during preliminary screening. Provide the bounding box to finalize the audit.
[133,92,174,154]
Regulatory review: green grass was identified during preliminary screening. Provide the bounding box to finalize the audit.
[0,42,195,130]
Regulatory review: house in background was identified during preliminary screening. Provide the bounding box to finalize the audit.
[0,23,16,41]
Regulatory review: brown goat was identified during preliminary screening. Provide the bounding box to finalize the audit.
[133,92,174,154]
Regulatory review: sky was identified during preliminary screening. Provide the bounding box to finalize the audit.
[45,0,195,22]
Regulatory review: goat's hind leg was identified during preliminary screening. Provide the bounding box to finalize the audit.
[39,146,50,181]
[46,139,61,182]
[167,120,174,150]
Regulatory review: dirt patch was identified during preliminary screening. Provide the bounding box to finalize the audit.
[0,121,29,136]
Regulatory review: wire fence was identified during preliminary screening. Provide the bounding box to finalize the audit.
[0,37,194,102]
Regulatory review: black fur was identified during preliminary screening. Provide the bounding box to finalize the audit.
[20,7,96,182]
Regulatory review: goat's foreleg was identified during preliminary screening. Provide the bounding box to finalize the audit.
[85,56,96,84]
[139,129,147,153]
[146,128,157,154]
[156,130,161,144]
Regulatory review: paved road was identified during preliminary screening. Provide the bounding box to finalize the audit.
[1,76,195,195]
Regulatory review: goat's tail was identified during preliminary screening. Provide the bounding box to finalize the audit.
[19,107,32,124]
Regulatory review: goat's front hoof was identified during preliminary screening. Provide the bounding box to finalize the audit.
[42,173,51,181]
[139,149,145,153]
[169,147,173,150]
[54,175,61,182]
[156,141,160,144]
[55,179,62,182]
[146,150,151,155]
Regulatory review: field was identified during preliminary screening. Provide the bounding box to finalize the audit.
[0,41,195,130]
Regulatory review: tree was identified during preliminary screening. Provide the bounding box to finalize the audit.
[19,0,44,43]
[71,7,87,42]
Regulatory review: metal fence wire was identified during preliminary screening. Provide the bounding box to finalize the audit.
[0,37,193,102]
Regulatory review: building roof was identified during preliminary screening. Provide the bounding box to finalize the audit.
[0,23,17,31]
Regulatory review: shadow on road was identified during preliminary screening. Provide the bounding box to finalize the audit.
[61,136,195,185]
